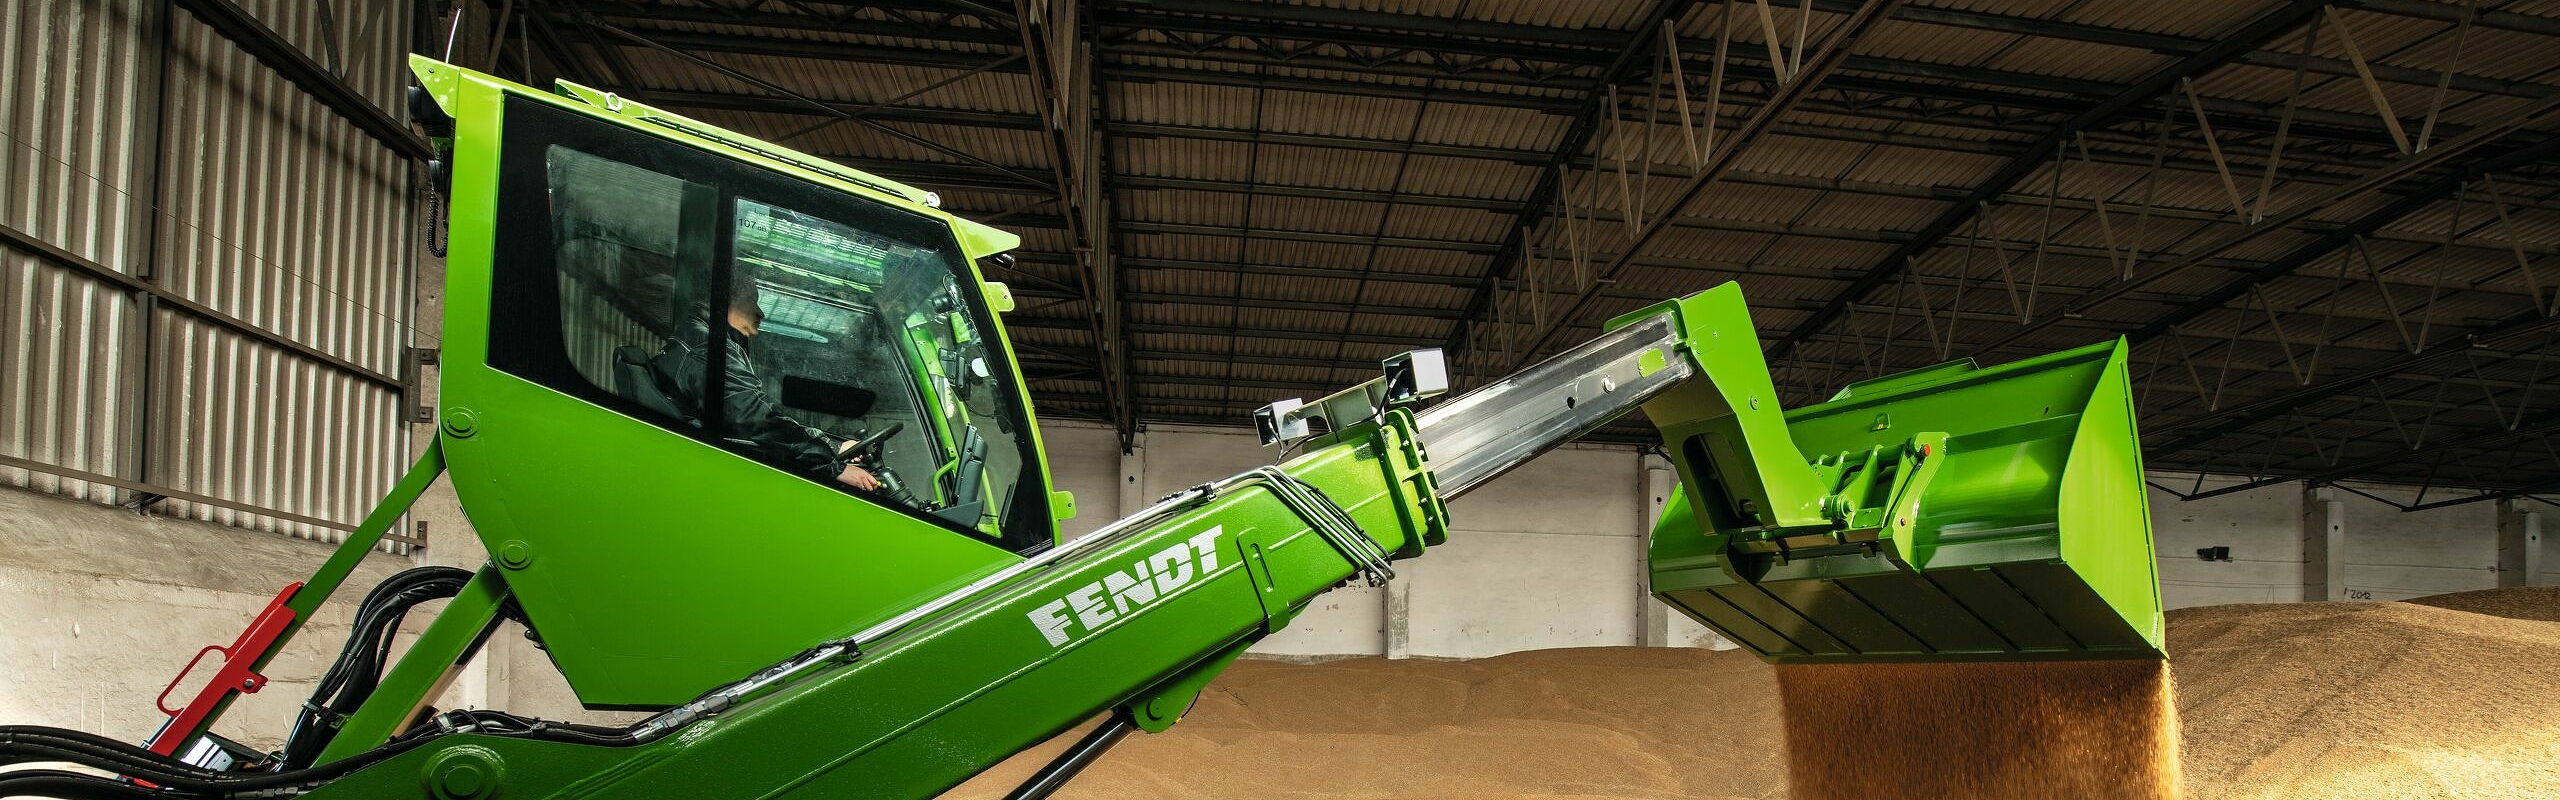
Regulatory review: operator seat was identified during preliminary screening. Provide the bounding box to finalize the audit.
[613,345,694,423]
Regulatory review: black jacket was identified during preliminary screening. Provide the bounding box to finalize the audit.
[652,315,846,482]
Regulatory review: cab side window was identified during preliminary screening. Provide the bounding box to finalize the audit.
[546,146,716,425]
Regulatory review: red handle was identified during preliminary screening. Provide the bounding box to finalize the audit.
[154,645,233,716]
[144,582,302,756]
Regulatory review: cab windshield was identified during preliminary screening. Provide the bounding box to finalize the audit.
[728,197,1026,533]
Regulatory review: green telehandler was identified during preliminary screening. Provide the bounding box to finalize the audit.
[0,58,2162,800]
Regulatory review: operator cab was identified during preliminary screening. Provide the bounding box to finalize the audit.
[487,99,1047,554]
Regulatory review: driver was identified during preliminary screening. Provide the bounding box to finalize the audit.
[653,269,881,492]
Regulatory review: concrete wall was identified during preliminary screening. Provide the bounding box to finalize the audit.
[2145,474,2546,606]
[0,486,430,750]
[2149,475,2307,607]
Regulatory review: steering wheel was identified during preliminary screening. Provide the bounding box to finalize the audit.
[847,422,923,507]
[847,421,905,466]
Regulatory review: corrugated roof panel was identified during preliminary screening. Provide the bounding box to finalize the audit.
[2273,72,2470,127]
[2326,7,2456,60]
[744,117,1047,172]
[1727,134,1874,179]
[1684,181,1828,226]
[1381,204,1512,244]
[1398,156,1542,201]
[1783,110,1915,135]
[1711,5,1858,56]
[1247,237,1378,270]
[1357,278,1471,310]
[1117,137,1256,182]
[1120,188,1250,227]
[2056,0,2282,39]
[1748,236,1898,271]
[674,51,1039,114]
[1007,227,1075,253]
[1112,80,1265,129]
[1125,232,1246,263]
[1842,143,2009,187]
[1982,36,2174,85]
[1336,311,1448,340]
[1241,270,1371,306]
[1368,245,1488,277]
[1126,266,1242,298]
[1466,0,1654,29]
[1856,18,2025,68]
[1252,144,1408,191]
[614,50,765,96]
[2422,91,2546,131]
[1415,103,1570,151]
[1109,54,1578,109]
[2182,61,2303,106]
[1645,226,1779,264]
[1249,194,1393,236]
[1273,0,1654,30]
[625,15,1009,50]
[2418,26,2560,83]
[1929,0,2083,20]
[1792,190,1952,232]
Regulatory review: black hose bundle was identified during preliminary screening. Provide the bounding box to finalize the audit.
[0,723,434,799]
[0,568,666,798]
[274,565,545,770]
[0,711,642,799]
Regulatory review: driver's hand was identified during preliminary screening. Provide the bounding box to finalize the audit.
[836,463,879,492]
[835,438,860,455]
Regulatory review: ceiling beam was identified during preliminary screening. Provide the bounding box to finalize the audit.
[2185,412,2560,500]
[1765,0,2328,363]
[1012,0,1134,436]
[2147,311,2560,454]
[1803,0,2556,101]
[1966,96,2560,360]
[2125,135,2560,346]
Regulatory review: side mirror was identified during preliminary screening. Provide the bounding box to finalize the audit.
[780,376,876,419]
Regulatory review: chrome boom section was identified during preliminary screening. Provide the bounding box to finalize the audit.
[1414,313,1690,499]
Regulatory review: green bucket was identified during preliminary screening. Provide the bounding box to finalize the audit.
[1629,285,2163,663]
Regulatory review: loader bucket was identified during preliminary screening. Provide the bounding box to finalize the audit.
[1637,291,2161,663]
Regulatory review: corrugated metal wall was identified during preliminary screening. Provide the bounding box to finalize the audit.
[0,0,418,541]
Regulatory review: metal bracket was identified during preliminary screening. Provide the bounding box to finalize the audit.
[1255,348,1447,446]
[406,346,442,424]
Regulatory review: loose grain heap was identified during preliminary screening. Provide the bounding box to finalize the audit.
[2171,595,2560,799]
[944,588,2560,800]
[951,647,1790,800]
[2399,585,2560,622]
[1775,659,2180,800]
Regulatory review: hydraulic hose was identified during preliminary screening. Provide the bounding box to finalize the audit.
[0,769,161,800]
[0,723,435,797]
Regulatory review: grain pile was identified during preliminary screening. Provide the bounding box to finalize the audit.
[943,588,2560,800]
[949,647,1789,800]
[2170,594,2560,799]
[2399,585,2560,622]
[1774,660,2180,800]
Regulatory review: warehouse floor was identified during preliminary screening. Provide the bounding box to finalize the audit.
[947,588,2560,800]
